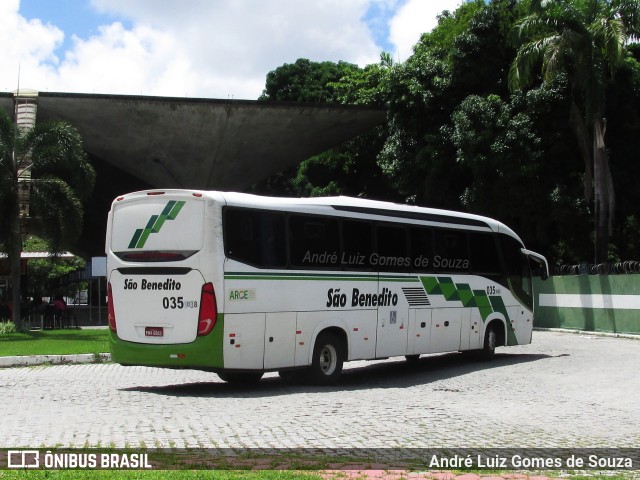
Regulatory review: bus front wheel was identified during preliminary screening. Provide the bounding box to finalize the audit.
[310,332,345,385]
[481,325,498,361]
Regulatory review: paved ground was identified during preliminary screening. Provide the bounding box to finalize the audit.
[0,331,638,476]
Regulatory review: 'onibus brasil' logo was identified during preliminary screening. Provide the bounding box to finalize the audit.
[128,200,186,248]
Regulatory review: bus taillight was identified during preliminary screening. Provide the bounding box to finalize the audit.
[198,282,217,336]
[107,283,117,332]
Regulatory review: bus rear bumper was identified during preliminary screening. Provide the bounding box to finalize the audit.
[109,328,223,370]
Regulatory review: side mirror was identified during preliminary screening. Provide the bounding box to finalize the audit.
[521,248,549,280]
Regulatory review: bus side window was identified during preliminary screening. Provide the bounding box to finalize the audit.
[433,229,469,273]
[224,208,286,268]
[342,220,373,270]
[410,227,433,272]
[376,224,409,271]
[469,232,502,281]
[290,215,340,269]
[500,234,533,309]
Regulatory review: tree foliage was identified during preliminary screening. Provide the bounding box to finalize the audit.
[23,235,86,299]
[257,0,640,265]
[509,0,640,261]
[0,108,94,325]
[259,58,360,102]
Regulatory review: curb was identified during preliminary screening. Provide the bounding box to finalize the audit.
[534,327,640,340]
[0,352,111,368]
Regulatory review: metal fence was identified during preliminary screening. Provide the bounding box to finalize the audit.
[553,261,640,276]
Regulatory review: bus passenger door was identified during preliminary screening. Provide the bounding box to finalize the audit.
[375,284,409,358]
[264,312,297,369]
[507,306,533,345]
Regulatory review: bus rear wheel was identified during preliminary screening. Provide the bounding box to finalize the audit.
[309,332,344,385]
[218,372,264,384]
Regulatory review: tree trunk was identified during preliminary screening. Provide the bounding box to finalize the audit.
[10,174,23,330]
[569,101,593,204]
[593,116,614,263]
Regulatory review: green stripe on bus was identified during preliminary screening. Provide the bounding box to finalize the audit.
[225,272,419,282]
[128,200,187,248]
[474,290,493,320]
[456,284,476,308]
[168,200,185,219]
[225,274,378,281]
[128,229,143,249]
[151,200,177,233]
[419,277,514,337]
[136,215,158,247]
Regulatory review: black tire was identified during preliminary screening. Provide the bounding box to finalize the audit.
[481,324,498,361]
[217,371,264,384]
[309,332,345,385]
[405,354,420,362]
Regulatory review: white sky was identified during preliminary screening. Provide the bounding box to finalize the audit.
[1,0,462,100]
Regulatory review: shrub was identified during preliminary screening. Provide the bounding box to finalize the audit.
[0,321,17,335]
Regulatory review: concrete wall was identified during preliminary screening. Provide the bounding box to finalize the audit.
[534,275,640,334]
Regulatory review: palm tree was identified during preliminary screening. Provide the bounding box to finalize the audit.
[0,106,95,329]
[509,0,640,263]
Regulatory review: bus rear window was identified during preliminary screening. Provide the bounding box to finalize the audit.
[111,197,204,255]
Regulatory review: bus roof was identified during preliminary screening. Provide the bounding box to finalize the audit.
[224,191,524,244]
[115,189,524,244]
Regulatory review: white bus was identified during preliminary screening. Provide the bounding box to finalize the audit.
[106,190,548,384]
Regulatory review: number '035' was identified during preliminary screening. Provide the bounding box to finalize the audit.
[162,297,184,309]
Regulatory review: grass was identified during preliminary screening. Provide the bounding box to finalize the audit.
[0,328,109,357]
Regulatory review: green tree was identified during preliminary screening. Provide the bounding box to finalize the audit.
[332,52,394,106]
[23,235,86,299]
[604,48,640,259]
[257,56,395,200]
[451,79,592,262]
[509,0,640,262]
[380,0,519,205]
[259,58,360,102]
[0,108,95,328]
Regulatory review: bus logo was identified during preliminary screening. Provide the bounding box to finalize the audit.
[228,288,256,301]
[128,201,186,248]
[8,450,40,468]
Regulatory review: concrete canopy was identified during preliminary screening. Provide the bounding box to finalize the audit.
[37,92,385,190]
[0,91,386,255]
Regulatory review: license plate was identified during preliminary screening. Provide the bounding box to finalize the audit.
[145,327,164,337]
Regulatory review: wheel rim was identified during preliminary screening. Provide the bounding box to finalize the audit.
[319,344,337,375]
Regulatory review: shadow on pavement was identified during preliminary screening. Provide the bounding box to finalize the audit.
[121,350,557,398]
